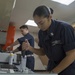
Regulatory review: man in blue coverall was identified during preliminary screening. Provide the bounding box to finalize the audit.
[7,25,35,71]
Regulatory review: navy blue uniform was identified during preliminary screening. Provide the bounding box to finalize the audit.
[38,20,75,75]
[17,33,34,71]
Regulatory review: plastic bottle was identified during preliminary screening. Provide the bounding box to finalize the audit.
[8,53,14,73]
[9,53,14,65]
[20,55,28,73]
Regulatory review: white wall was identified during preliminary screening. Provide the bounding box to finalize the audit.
[14,30,45,70]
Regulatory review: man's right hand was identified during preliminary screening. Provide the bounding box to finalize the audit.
[6,46,12,52]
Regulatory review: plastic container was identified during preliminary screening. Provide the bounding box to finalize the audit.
[9,53,14,65]
[20,55,28,73]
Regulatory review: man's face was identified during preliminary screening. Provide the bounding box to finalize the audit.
[20,28,27,35]
[33,15,51,31]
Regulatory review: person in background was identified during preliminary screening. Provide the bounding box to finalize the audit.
[22,5,75,75]
[6,25,35,71]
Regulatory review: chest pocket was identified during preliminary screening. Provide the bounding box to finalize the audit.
[44,32,62,47]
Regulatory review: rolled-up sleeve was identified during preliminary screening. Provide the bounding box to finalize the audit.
[61,25,75,52]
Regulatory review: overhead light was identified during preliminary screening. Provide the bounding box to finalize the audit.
[13,0,16,9]
[25,20,37,27]
[52,0,74,5]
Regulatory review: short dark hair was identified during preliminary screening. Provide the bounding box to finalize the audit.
[33,5,54,18]
[19,25,28,29]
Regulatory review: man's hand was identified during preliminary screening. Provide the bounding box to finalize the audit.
[22,39,30,50]
[6,46,12,52]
